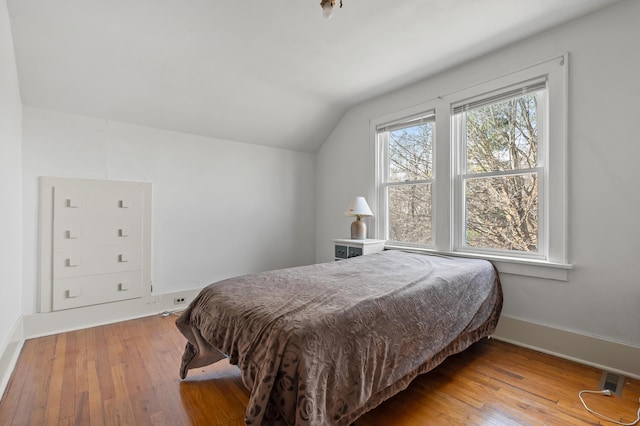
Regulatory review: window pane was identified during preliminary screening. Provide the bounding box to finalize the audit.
[464,174,538,252]
[388,184,432,244]
[389,122,433,182]
[466,93,539,173]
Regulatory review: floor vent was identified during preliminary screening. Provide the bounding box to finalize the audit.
[599,371,625,396]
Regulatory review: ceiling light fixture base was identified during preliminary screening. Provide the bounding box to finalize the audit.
[320,0,343,19]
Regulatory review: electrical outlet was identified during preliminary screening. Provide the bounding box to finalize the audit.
[173,297,186,305]
[599,371,625,396]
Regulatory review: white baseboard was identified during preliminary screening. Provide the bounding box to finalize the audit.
[23,288,202,339]
[5,299,639,402]
[0,316,25,400]
[493,315,640,380]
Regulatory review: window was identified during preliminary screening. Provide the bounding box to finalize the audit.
[453,78,546,257]
[377,112,435,245]
[372,56,569,278]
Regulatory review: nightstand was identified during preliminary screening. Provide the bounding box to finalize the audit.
[333,239,385,260]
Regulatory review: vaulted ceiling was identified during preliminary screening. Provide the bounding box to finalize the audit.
[7,0,623,152]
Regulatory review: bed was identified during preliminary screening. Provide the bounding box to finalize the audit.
[175,250,502,425]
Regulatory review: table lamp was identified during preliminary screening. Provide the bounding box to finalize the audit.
[344,196,373,240]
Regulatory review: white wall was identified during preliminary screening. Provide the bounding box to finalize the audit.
[0,0,23,352]
[316,0,640,348]
[22,108,316,315]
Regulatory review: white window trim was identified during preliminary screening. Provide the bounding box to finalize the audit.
[370,54,571,281]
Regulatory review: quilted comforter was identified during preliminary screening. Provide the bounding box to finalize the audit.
[176,250,502,425]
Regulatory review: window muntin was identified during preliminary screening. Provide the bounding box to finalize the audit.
[378,114,435,245]
[454,88,545,256]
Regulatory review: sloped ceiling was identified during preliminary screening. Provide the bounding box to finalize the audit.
[7,0,623,152]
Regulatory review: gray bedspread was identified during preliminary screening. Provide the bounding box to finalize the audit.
[176,250,502,425]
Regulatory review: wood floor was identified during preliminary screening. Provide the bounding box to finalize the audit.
[1,314,638,425]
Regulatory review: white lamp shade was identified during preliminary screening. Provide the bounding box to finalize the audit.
[344,197,373,217]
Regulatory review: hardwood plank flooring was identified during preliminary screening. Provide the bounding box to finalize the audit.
[1,314,638,425]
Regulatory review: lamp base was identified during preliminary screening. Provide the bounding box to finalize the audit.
[350,217,366,240]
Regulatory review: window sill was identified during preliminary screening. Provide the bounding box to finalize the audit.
[384,244,572,281]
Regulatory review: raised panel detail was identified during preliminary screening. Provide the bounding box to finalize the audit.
[53,217,143,249]
[53,246,142,279]
[40,177,151,312]
[53,271,144,311]
[53,186,143,218]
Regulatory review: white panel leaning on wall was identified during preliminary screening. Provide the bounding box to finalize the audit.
[38,177,152,313]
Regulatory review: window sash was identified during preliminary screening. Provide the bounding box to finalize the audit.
[377,114,435,245]
[384,181,434,245]
[461,167,542,180]
[458,169,543,257]
[453,84,545,258]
